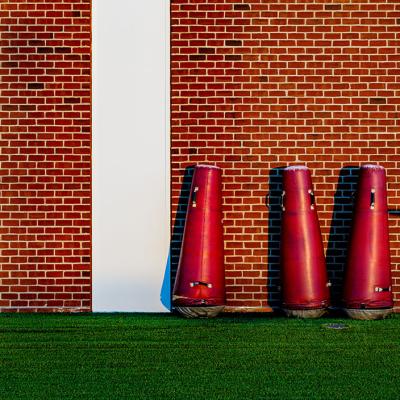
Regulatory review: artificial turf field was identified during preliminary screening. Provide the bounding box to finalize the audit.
[0,313,399,399]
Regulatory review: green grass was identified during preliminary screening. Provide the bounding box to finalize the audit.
[0,313,399,399]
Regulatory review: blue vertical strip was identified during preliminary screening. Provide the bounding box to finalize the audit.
[160,251,172,311]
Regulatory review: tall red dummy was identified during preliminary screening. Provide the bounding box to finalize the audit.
[343,164,393,320]
[173,165,225,318]
[280,166,330,318]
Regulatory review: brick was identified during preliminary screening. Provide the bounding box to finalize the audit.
[234,4,250,11]
[225,40,242,46]
[37,47,53,53]
[189,54,206,61]
[171,0,400,312]
[0,0,91,313]
[27,83,45,90]
[199,47,215,54]
[370,98,387,105]
[325,4,341,11]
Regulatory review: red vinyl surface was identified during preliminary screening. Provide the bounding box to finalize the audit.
[343,165,393,309]
[173,165,225,307]
[280,166,330,310]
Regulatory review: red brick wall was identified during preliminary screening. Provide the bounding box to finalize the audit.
[0,0,91,311]
[171,0,400,312]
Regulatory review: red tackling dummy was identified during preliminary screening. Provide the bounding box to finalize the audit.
[343,164,393,320]
[280,166,330,318]
[173,165,225,318]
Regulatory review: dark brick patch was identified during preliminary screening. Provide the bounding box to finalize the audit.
[225,55,242,61]
[225,40,242,46]
[37,47,53,53]
[325,4,341,10]
[27,83,44,90]
[190,54,206,61]
[199,47,215,54]
[370,98,386,104]
[234,4,250,11]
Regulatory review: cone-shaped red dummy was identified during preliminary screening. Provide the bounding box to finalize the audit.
[343,164,393,320]
[280,166,330,318]
[173,165,225,318]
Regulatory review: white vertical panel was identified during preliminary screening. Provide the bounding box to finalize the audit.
[92,1,170,311]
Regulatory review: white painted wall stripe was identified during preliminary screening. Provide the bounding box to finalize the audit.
[92,0,170,312]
